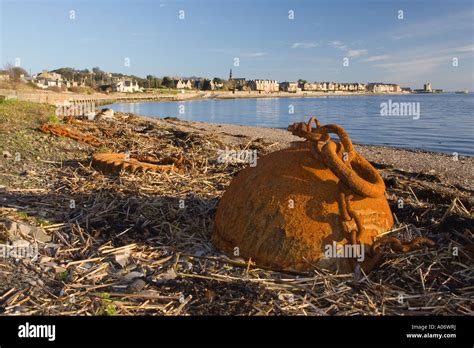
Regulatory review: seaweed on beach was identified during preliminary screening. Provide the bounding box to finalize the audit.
[0,103,472,315]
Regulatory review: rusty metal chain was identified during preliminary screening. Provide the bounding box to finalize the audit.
[40,123,101,147]
[288,116,380,244]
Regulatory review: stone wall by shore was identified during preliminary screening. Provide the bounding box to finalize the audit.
[0,88,409,106]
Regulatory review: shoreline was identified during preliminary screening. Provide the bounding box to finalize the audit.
[1,88,430,106]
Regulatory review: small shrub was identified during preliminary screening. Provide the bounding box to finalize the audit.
[97,145,111,153]
[47,113,60,124]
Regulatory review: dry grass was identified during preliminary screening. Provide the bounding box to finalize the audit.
[0,101,472,315]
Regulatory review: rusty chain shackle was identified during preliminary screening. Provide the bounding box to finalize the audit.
[288,116,385,198]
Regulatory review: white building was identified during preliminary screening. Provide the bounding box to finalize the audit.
[33,70,63,89]
[65,80,86,88]
[303,82,320,91]
[279,81,300,93]
[367,83,401,93]
[249,79,279,92]
[174,79,192,89]
[113,79,142,93]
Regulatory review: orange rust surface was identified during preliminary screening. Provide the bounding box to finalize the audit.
[213,117,394,273]
[40,123,101,147]
[92,153,181,174]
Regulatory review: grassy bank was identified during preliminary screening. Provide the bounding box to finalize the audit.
[0,100,472,315]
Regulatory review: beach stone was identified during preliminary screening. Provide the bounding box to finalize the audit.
[96,108,115,121]
[385,176,400,188]
[3,218,51,242]
[122,271,144,283]
[12,239,31,248]
[86,112,96,121]
[127,279,146,293]
[114,252,130,267]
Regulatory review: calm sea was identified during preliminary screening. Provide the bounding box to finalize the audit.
[105,93,474,156]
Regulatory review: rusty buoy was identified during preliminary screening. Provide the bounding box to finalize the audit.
[212,117,394,272]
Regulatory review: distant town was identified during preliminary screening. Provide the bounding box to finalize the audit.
[0,65,444,95]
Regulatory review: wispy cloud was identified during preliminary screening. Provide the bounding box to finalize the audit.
[330,40,347,50]
[455,45,474,53]
[390,11,474,41]
[291,42,318,49]
[207,49,266,58]
[347,49,368,58]
[330,41,368,58]
[374,44,474,71]
[374,56,447,71]
[372,44,474,83]
[361,55,389,62]
[241,52,266,58]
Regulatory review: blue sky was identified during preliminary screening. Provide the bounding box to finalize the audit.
[1,0,473,90]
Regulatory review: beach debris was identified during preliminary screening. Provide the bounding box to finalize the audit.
[40,123,101,147]
[91,153,182,174]
[64,116,77,124]
[114,252,130,267]
[1,103,470,315]
[127,279,146,293]
[122,271,145,283]
[213,116,395,273]
[86,111,96,121]
[3,218,51,242]
[95,108,115,121]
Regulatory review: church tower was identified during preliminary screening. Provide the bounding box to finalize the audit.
[229,68,232,80]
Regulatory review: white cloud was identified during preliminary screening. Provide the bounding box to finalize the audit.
[370,42,474,87]
[361,55,389,62]
[390,11,474,41]
[330,40,347,50]
[330,40,368,58]
[374,56,445,70]
[291,42,318,49]
[455,45,474,53]
[241,52,266,58]
[347,49,368,58]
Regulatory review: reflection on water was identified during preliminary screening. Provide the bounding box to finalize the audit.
[105,93,474,156]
